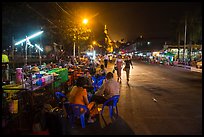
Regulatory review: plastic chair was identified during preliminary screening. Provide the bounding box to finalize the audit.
[97,78,104,88]
[92,76,106,92]
[91,76,97,85]
[55,92,66,99]
[100,95,120,118]
[64,103,89,128]
[91,76,98,92]
[63,102,73,126]
[55,92,67,102]
[55,92,67,107]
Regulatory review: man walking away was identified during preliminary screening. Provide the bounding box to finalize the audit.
[124,55,133,82]
[104,54,109,68]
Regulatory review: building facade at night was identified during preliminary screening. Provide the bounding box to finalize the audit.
[163,44,202,62]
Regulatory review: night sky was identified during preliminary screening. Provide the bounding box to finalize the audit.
[70,2,201,41]
[2,2,202,50]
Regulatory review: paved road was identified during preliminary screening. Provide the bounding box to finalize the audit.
[55,60,202,135]
[107,60,202,135]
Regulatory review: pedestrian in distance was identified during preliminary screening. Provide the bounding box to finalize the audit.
[104,54,109,68]
[115,54,123,83]
[109,55,113,63]
[123,55,133,82]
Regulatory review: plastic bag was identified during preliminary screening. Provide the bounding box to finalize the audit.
[113,65,117,73]
[123,67,126,71]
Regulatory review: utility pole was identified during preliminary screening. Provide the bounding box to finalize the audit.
[38,27,43,65]
[12,36,15,69]
[183,17,187,63]
[39,49,41,66]
[73,29,77,57]
[177,32,180,60]
[25,37,28,65]
[73,41,76,57]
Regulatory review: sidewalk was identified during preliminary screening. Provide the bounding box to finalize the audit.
[138,60,202,73]
[173,64,202,73]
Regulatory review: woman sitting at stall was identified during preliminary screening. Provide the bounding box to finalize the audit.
[96,64,107,77]
[88,63,96,76]
[96,64,107,81]
[68,76,97,123]
[84,70,94,94]
[92,64,107,92]
[84,70,93,85]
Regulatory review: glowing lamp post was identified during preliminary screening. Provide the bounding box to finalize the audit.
[73,19,89,57]
[14,31,43,65]
[92,41,96,45]
[92,41,96,60]
[83,19,88,25]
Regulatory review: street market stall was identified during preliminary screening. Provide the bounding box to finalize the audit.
[2,65,69,135]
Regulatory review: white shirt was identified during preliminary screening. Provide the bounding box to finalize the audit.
[104,55,109,60]
[95,78,120,99]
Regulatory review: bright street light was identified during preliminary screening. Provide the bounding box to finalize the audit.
[14,30,44,65]
[83,19,88,25]
[15,31,44,45]
[73,18,89,57]
[92,41,96,45]
[35,44,43,52]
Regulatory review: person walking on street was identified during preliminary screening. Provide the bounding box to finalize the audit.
[104,54,109,68]
[109,55,113,63]
[115,54,123,82]
[123,55,133,82]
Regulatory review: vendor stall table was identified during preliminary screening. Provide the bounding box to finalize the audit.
[2,78,56,135]
[47,68,68,88]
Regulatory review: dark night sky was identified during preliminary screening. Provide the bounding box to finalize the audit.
[2,2,202,50]
[70,2,201,41]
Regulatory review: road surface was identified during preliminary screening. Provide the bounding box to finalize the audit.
[110,60,202,135]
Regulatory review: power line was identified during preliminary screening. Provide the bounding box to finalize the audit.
[55,2,72,17]
[26,3,58,28]
[55,2,75,25]
[26,3,71,37]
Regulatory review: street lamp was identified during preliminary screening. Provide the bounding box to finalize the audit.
[92,41,96,60]
[14,31,43,46]
[92,41,96,45]
[83,18,88,25]
[73,19,89,57]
